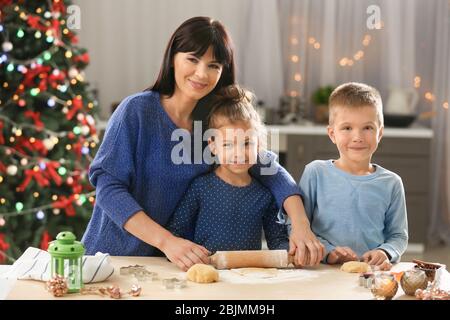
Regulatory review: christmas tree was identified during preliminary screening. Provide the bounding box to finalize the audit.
[0,0,98,263]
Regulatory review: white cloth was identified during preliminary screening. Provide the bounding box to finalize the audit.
[0,247,114,283]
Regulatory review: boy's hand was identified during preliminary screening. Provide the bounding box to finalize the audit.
[362,249,392,270]
[289,226,325,266]
[326,246,358,264]
[160,235,210,271]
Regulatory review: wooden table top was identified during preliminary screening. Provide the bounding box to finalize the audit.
[6,256,417,300]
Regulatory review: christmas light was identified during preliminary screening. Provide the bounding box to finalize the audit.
[20,158,28,166]
[15,129,22,136]
[18,99,26,107]
[44,11,52,18]
[36,210,45,220]
[6,63,14,72]
[0,217,5,226]
[0,25,3,32]
[65,51,73,58]
[59,85,67,92]
[16,29,25,38]
[2,41,13,52]
[52,195,58,201]
[39,162,46,170]
[3,82,8,88]
[29,137,36,143]
[53,209,60,215]
[15,202,24,212]
[0,198,5,205]
[36,58,43,64]
[18,65,27,73]
[81,146,89,155]
[294,73,302,82]
[89,197,95,203]
[30,88,40,96]
[0,176,3,183]
[43,52,52,60]
[47,98,56,107]
[58,167,67,175]
[33,192,39,198]
[0,54,8,63]
[63,28,69,35]
[7,165,18,176]
[73,126,81,135]
[65,144,72,150]
[46,36,54,43]
[444,102,449,109]
[291,55,299,63]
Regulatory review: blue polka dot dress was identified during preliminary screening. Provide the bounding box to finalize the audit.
[167,171,290,252]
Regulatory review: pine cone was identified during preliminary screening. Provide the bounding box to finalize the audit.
[46,275,68,297]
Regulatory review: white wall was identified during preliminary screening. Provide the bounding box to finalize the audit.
[74,0,283,118]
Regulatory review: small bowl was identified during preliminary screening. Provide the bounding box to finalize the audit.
[384,114,416,127]
[414,264,445,283]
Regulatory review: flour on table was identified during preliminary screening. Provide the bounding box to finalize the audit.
[218,268,319,284]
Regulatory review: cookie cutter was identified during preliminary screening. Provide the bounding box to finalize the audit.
[359,272,374,288]
[162,277,186,289]
[120,265,158,281]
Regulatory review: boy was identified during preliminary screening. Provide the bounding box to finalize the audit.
[299,82,408,270]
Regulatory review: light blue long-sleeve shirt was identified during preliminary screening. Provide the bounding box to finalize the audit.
[297,160,408,263]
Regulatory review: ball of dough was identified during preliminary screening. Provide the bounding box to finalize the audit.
[186,264,219,283]
[340,261,370,273]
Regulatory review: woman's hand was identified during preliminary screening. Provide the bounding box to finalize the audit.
[160,235,211,271]
[289,225,325,266]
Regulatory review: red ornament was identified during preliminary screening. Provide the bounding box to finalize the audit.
[0,121,4,144]
[24,111,44,129]
[66,97,83,120]
[0,233,10,264]
[40,231,52,251]
[52,195,76,217]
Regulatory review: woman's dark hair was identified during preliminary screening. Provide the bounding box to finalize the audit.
[149,16,236,97]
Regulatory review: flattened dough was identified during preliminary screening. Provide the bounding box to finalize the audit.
[186,264,219,283]
[231,268,279,278]
[340,261,370,273]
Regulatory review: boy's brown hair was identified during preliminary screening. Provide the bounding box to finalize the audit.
[328,82,384,126]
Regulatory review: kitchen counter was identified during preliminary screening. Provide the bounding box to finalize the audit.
[5,256,416,300]
[265,124,432,153]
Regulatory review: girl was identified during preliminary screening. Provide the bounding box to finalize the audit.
[81,16,324,271]
[167,85,290,255]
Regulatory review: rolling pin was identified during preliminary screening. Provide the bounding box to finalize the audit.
[210,250,294,269]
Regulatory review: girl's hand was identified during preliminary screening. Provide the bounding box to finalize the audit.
[289,225,325,266]
[160,235,210,271]
[326,246,358,264]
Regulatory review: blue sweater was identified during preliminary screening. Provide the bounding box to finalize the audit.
[167,171,290,252]
[297,160,408,263]
[82,91,301,256]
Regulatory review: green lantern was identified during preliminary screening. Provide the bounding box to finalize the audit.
[48,231,85,293]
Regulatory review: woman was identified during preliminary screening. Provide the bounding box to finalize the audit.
[82,16,324,270]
